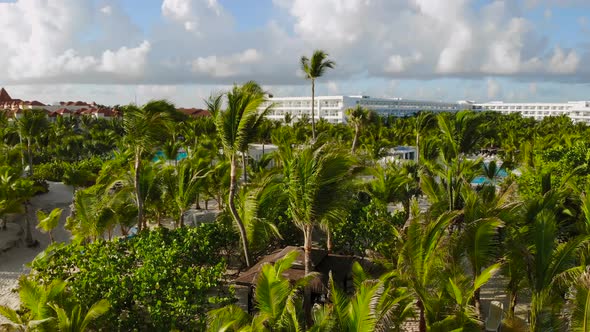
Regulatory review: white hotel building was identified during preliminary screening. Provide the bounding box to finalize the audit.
[260,95,590,124]
[472,101,590,124]
[260,96,470,124]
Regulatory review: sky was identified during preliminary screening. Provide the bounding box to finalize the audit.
[0,0,589,107]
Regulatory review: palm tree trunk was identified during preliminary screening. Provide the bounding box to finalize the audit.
[417,299,426,332]
[27,138,33,176]
[474,287,481,318]
[242,152,248,183]
[311,80,316,142]
[178,210,184,228]
[416,134,420,165]
[18,133,25,172]
[303,223,313,326]
[134,151,144,231]
[351,126,359,153]
[508,287,518,318]
[326,225,333,254]
[229,156,251,267]
[24,201,33,246]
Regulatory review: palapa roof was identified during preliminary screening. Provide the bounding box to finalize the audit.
[234,246,361,293]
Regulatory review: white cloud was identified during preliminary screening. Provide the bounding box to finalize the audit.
[191,49,262,78]
[161,0,229,34]
[0,0,588,89]
[385,53,423,73]
[99,41,152,75]
[100,6,112,15]
[547,47,580,73]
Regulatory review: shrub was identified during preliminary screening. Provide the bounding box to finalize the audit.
[30,222,238,331]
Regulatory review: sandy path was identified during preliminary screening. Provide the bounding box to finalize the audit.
[0,182,73,324]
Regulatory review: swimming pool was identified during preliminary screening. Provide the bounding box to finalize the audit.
[153,150,188,161]
[471,168,508,185]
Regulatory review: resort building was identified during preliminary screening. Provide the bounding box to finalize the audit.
[260,95,471,124]
[472,101,590,124]
[0,87,120,120]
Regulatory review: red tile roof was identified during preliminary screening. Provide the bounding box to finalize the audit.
[0,88,12,103]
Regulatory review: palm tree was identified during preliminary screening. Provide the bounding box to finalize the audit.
[208,81,272,267]
[412,112,435,166]
[49,299,110,332]
[163,160,208,227]
[122,100,173,231]
[16,109,49,176]
[36,207,63,243]
[300,50,336,141]
[521,193,589,331]
[396,207,459,332]
[282,143,356,321]
[567,269,590,331]
[321,262,414,332]
[65,187,112,243]
[0,278,109,332]
[346,105,374,153]
[0,278,66,331]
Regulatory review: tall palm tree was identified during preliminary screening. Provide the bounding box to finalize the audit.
[396,207,459,332]
[36,207,63,243]
[122,100,173,230]
[412,112,435,166]
[282,143,356,321]
[346,105,374,153]
[300,50,336,141]
[16,109,49,176]
[208,81,272,267]
[163,160,208,227]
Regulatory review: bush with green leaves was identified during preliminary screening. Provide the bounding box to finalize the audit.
[332,196,404,259]
[29,223,239,331]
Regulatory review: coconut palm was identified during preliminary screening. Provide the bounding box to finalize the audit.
[65,187,113,243]
[236,172,284,254]
[0,278,109,332]
[522,197,589,331]
[320,262,414,332]
[208,81,272,267]
[283,143,356,274]
[36,208,63,243]
[0,278,66,331]
[412,112,435,166]
[163,160,208,227]
[300,50,336,141]
[122,100,173,231]
[16,109,49,175]
[346,105,374,153]
[282,143,356,321]
[395,207,460,332]
[455,184,520,317]
[49,299,110,332]
[567,269,590,332]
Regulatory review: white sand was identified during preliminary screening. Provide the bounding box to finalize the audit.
[0,182,73,324]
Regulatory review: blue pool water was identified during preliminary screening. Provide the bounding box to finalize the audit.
[153,151,188,162]
[471,168,508,185]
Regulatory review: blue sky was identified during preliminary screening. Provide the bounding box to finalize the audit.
[0,0,589,106]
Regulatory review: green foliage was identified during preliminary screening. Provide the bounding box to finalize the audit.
[332,197,403,258]
[30,223,238,331]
